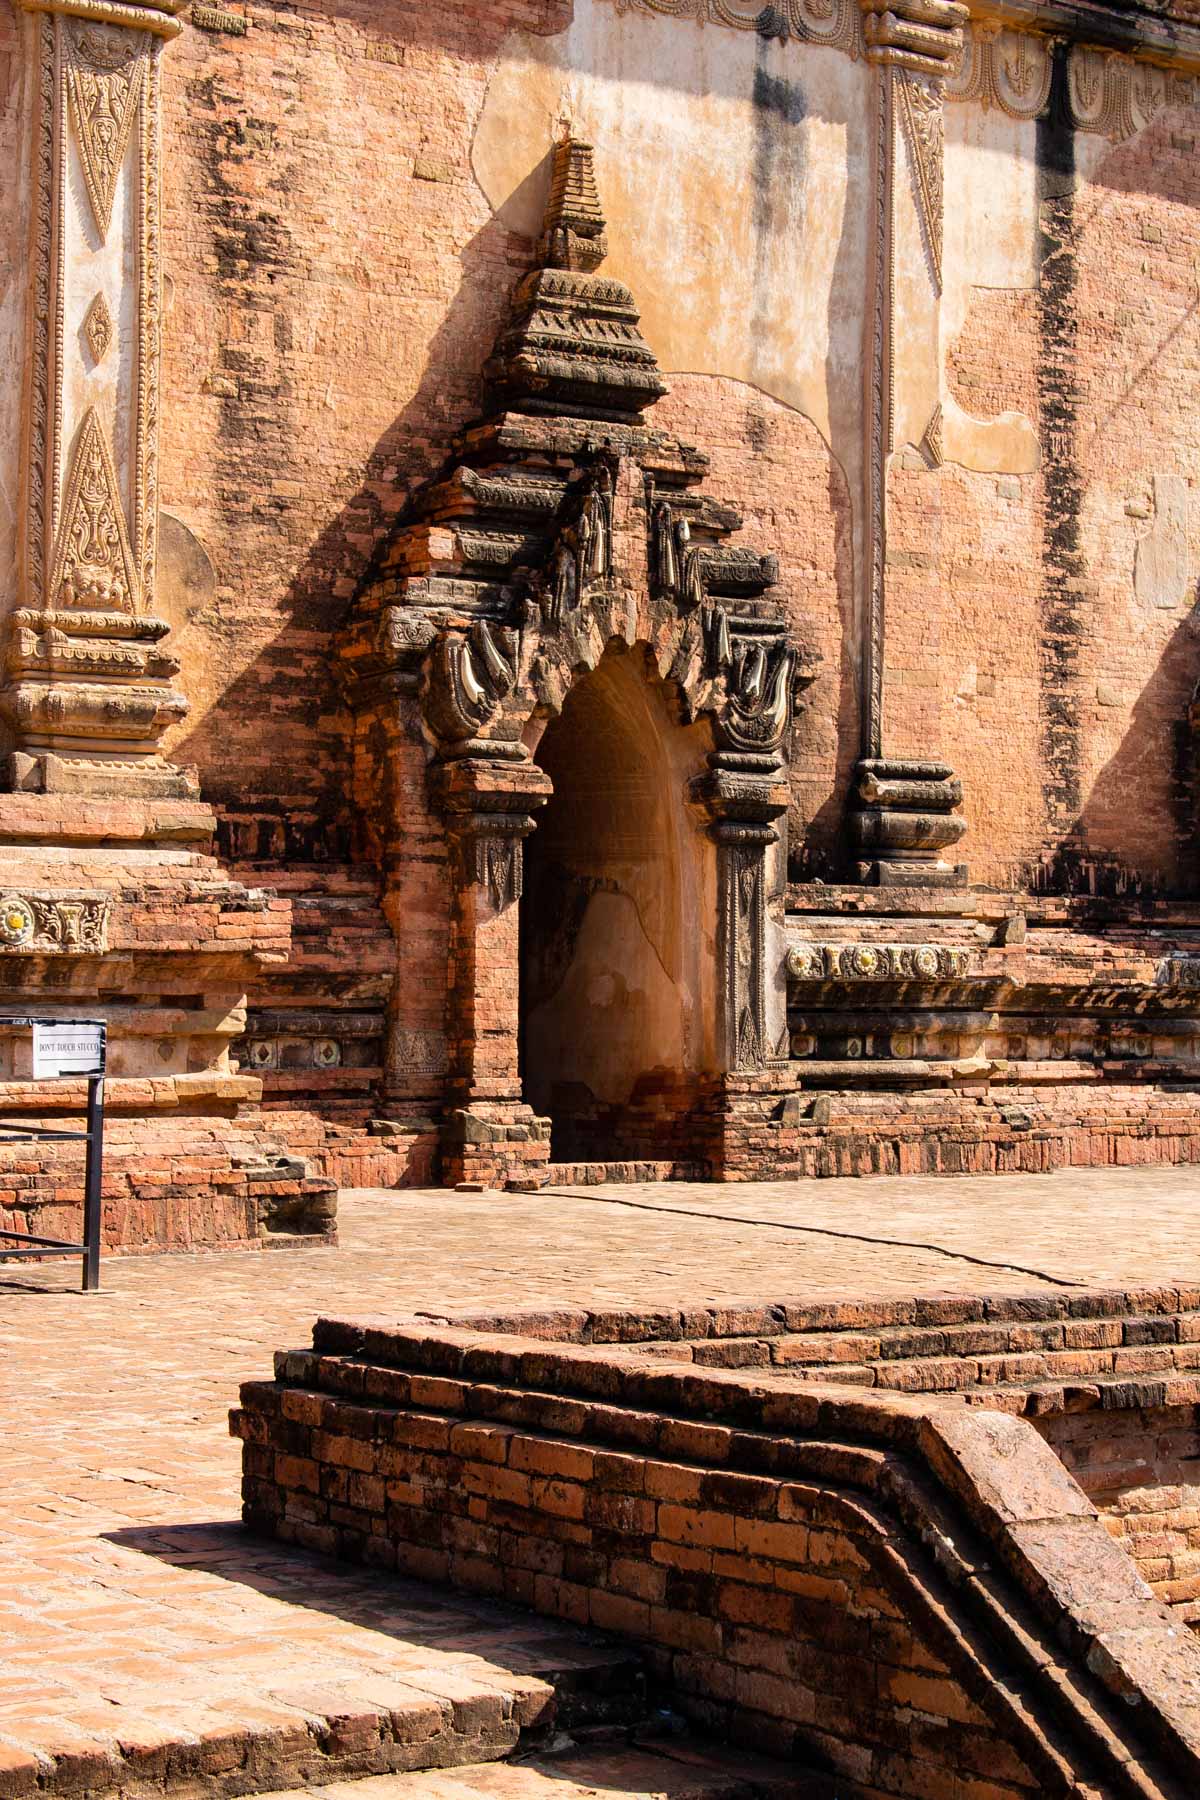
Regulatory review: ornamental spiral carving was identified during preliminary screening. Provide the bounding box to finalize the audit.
[786,942,970,981]
[0,894,110,954]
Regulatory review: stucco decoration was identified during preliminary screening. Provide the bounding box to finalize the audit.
[50,406,140,613]
[5,0,192,796]
[65,19,147,239]
[947,25,1199,142]
[787,941,970,980]
[343,138,819,1090]
[0,893,110,953]
[897,73,943,291]
[599,0,860,54]
[82,292,114,365]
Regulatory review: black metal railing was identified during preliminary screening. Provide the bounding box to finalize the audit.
[0,1019,106,1291]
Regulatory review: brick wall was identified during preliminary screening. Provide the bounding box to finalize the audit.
[1039,1404,1200,1625]
[938,101,1200,892]
[158,0,564,850]
[234,1315,1200,1796]
[5,0,1200,884]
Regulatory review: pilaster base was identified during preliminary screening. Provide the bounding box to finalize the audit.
[441,1104,552,1190]
[850,757,968,888]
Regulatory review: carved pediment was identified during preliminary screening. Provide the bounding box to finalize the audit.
[344,134,817,771]
[66,20,148,242]
[49,408,139,614]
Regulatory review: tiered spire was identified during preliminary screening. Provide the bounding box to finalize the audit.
[539,135,608,272]
[484,137,666,423]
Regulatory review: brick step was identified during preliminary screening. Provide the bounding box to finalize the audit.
[541,1161,706,1187]
[617,1290,1200,1404]
[254,1733,826,1800]
[0,1598,654,1800]
[240,1320,1200,1799]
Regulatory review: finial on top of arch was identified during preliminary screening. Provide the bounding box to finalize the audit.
[539,136,609,274]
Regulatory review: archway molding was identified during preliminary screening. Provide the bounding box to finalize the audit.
[340,138,818,1187]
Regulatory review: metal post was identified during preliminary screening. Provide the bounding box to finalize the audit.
[82,1075,104,1292]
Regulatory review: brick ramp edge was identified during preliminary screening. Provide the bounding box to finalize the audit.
[0,1606,649,1800]
[238,1317,1200,1800]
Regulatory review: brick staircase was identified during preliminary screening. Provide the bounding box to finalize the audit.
[0,1592,828,1800]
[254,1736,825,1800]
[617,1281,1200,1408]
[234,1305,1200,1797]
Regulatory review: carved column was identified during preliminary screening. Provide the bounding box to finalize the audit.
[693,618,801,1077]
[710,800,784,1073]
[852,0,969,885]
[4,0,192,796]
[432,750,553,1189]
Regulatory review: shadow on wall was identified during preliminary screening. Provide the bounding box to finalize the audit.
[1036,597,1200,897]
[165,197,540,866]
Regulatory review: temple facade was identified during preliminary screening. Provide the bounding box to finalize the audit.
[2,0,1200,1245]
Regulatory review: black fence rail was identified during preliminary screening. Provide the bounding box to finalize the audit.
[0,1019,106,1292]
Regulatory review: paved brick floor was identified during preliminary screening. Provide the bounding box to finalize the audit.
[3,1165,1200,1785]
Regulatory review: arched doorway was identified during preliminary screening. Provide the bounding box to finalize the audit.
[519,644,717,1164]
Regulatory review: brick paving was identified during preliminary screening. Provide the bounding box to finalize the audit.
[2,1166,1200,1788]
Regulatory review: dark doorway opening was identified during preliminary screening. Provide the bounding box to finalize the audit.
[519,644,715,1164]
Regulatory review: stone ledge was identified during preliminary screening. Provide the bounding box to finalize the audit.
[0,795,215,845]
[0,1587,652,1800]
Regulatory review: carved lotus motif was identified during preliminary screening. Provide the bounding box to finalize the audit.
[0,894,108,953]
[786,941,971,984]
[0,897,34,946]
[83,292,114,364]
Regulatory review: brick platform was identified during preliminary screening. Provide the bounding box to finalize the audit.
[7,1168,1200,1798]
[237,1312,1200,1797]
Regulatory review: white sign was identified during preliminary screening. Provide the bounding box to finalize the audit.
[32,1021,106,1081]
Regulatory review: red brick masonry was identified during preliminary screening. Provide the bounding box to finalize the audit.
[234,1298,1200,1799]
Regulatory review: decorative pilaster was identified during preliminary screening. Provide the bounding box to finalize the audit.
[694,630,801,1072]
[853,0,969,885]
[432,751,553,1188]
[5,0,193,797]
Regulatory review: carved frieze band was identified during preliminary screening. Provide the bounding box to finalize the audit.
[786,942,970,980]
[948,26,1198,139]
[0,893,110,953]
[601,0,860,55]
[599,0,1200,140]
